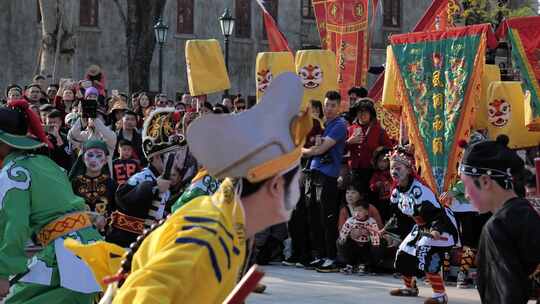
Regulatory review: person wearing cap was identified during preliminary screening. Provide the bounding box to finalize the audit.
[0,99,102,303]
[84,64,106,97]
[39,103,55,123]
[459,135,540,303]
[84,72,311,303]
[106,107,186,248]
[108,97,129,132]
[387,146,459,304]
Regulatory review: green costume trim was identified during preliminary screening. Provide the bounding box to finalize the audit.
[0,152,102,304]
[0,130,44,150]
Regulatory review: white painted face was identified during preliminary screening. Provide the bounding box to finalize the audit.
[257,69,273,93]
[298,65,323,89]
[83,148,107,173]
[487,99,511,128]
[390,161,410,185]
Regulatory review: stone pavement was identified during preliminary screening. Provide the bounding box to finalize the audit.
[249,265,481,304]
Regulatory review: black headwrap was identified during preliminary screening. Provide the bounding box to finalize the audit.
[459,134,524,190]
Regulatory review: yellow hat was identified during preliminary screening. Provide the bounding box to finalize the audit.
[256,52,295,101]
[186,39,231,96]
[295,50,339,110]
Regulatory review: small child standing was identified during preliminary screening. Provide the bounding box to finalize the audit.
[337,201,383,275]
[112,139,141,186]
[369,146,393,222]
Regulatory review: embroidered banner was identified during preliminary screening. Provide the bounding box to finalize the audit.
[390,24,492,195]
[313,0,371,110]
[498,16,540,131]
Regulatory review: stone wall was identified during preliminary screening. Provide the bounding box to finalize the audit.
[1,0,434,102]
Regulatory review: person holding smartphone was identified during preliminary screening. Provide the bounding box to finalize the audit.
[45,110,73,170]
[68,87,117,174]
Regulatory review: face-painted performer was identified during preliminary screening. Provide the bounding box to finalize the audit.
[459,134,540,304]
[73,72,312,304]
[387,146,459,304]
[0,99,102,304]
[106,108,186,248]
[70,140,116,227]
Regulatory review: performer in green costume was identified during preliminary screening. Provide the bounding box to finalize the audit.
[0,100,102,304]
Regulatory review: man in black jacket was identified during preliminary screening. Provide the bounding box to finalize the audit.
[459,135,540,304]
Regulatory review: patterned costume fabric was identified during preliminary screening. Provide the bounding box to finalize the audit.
[171,169,220,213]
[72,173,116,217]
[0,152,102,304]
[338,217,380,246]
[389,24,492,195]
[106,166,169,248]
[390,179,459,272]
[112,179,247,303]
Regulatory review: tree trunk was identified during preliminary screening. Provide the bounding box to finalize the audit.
[38,0,75,82]
[125,0,167,93]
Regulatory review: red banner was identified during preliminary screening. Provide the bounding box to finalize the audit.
[313,0,370,109]
[312,0,329,49]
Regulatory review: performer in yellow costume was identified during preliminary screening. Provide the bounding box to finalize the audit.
[69,72,312,304]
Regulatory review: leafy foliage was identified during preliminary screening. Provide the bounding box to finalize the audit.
[455,0,537,27]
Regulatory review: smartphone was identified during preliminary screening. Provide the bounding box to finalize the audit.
[81,99,98,119]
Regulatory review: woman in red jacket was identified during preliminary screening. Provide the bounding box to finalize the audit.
[346,99,394,193]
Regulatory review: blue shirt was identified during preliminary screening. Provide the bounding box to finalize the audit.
[310,116,347,177]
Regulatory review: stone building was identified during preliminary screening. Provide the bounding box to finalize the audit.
[1,0,439,101]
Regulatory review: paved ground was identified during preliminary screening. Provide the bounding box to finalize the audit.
[249,265,481,304]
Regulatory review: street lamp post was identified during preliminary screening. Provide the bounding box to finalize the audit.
[219,8,235,96]
[154,17,169,93]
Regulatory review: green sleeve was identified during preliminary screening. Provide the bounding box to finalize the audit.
[171,188,208,213]
[0,167,32,279]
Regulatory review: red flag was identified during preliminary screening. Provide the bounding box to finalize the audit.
[256,0,292,53]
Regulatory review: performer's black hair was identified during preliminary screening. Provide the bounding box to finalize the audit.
[239,166,299,198]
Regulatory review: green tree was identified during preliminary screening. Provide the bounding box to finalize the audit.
[457,0,537,27]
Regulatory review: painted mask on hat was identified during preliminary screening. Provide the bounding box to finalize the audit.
[257,69,273,93]
[84,148,107,173]
[298,65,323,89]
[487,99,511,128]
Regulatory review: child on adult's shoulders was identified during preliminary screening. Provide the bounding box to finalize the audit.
[112,139,141,186]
